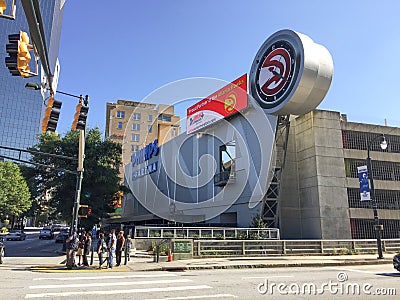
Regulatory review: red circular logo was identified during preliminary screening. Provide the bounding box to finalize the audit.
[258,48,291,96]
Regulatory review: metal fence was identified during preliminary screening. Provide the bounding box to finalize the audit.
[192,239,400,257]
[134,226,280,240]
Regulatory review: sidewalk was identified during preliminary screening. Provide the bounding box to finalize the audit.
[126,251,394,272]
[13,251,394,273]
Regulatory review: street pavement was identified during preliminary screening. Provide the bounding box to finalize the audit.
[2,250,393,273]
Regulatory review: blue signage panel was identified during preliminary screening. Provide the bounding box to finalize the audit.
[131,139,159,166]
[131,139,159,181]
[357,165,370,201]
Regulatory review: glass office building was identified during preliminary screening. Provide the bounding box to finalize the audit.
[0,0,65,159]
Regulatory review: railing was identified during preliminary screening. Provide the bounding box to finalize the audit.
[192,239,400,257]
[134,226,280,240]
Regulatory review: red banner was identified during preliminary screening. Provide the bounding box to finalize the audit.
[187,74,248,134]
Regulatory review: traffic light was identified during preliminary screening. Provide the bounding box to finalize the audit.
[0,0,6,15]
[78,204,89,218]
[72,95,89,131]
[0,0,16,20]
[4,31,35,78]
[41,95,62,132]
[5,33,20,76]
[87,208,92,216]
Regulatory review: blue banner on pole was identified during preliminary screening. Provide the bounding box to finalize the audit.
[358,165,370,201]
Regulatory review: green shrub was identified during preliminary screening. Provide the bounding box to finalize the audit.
[163,231,174,238]
[0,227,8,233]
[340,247,349,255]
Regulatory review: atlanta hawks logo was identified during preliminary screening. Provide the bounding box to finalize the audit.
[258,48,291,97]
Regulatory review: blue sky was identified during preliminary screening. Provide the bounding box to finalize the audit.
[56,0,400,136]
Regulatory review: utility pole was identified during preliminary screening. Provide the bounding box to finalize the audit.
[71,130,85,232]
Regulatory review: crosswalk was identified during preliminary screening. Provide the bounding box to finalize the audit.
[25,273,238,299]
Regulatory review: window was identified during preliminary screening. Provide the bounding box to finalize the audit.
[131,145,139,152]
[132,123,140,131]
[133,113,141,120]
[342,130,400,153]
[171,128,177,137]
[158,114,172,122]
[148,125,152,133]
[220,141,236,173]
[214,141,236,186]
[116,111,125,119]
[131,134,140,142]
[117,122,122,129]
[148,115,153,122]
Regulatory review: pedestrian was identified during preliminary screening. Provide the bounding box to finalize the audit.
[65,228,79,269]
[76,230,86,266]
[96,233,108,269]
[125,235,133,261]
[115,230,125,266]
[82,232,92,267]
[108,229,117,269]
[92,225,97,241]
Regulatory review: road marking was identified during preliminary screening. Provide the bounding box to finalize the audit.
[242,276,293,279]
[33,273,178,281]
[140,294,238,299]
[323,267,376,274]
[25,285,212,298]
[30,279,192,289]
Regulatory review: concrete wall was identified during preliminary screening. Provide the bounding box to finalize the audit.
[280,110,351,239]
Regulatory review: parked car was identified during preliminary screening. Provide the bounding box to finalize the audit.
[55,231,69,243]
[39,228,54,239]
[51,225,62,232]
[393,253,400,272]
[6,230,26,241]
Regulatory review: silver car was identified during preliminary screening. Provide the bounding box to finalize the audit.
[6,230,26,241]
[39,228,54,239]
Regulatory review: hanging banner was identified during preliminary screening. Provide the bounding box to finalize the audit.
[358,165,370,201]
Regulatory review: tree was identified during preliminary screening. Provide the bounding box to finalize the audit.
[0,162,31,225]
[251,213,267,228]
[24,127,122,228]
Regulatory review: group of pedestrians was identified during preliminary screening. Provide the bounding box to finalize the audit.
[65,229,92,269]
[96,229,132,269]
[66,227,133,270]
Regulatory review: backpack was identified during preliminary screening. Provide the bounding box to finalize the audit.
[97,238,107,253]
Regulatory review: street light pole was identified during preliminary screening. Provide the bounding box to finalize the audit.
[71,130,85,231]
[366,134,387,259]
[25,82,88,233]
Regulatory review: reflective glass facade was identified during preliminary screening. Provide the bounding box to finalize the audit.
[0,0,65,159]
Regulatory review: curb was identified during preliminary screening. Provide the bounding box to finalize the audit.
[126,258,392,272]
[28,264,131,273]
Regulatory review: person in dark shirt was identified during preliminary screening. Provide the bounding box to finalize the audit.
[96,233,108,269]
[115,230,125,266]
[82,232,92,267]
[65,228,78,269]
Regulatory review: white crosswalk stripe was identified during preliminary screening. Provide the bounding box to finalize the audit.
[25,272,238,299]
[32,273,178,281]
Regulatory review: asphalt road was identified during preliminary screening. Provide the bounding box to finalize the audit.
[3,230,62,257]
[0,260,398,299]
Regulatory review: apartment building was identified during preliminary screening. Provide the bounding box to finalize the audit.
[105,100,180,180]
